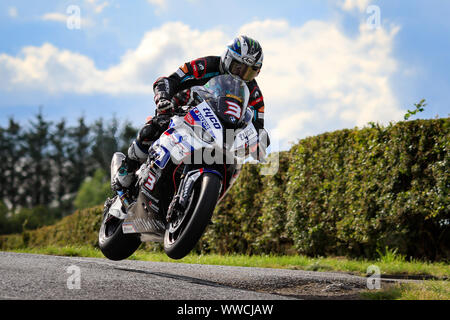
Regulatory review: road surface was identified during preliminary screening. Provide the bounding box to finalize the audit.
[0,251,372,300]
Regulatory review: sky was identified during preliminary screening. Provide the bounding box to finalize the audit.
[1,0,449,151]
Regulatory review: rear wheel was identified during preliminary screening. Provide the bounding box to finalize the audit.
[164,173,221,259]
[98,198,141,261]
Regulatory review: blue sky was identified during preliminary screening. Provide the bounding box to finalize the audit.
[1,0,449,150]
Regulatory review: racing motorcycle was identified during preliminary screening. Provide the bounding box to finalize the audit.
[98,75,268,260]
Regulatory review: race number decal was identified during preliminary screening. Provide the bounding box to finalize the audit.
[144,173,156,191]
[225,100,242,119]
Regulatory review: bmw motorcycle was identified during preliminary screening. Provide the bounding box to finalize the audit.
[98,75,267,260]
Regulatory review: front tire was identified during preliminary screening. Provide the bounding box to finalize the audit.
[164,173,221,259]
[98,200,141,261]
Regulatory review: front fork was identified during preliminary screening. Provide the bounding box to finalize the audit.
[166,166,223,223]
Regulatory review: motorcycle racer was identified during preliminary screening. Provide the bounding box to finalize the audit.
[113,35,269,191]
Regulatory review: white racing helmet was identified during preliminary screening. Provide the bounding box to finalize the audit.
[220,35,264,82]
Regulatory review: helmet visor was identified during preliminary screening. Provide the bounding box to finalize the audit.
[229,60,261,82]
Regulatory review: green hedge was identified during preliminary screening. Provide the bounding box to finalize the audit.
[284,119,449,260]
[201,118,449,261]
[0,206,103,250]
[1,118,448,261]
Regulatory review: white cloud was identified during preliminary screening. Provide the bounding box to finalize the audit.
[85,0,110,14]
[0,19,404,150]
[340,0,371,12]
[41,12,67,23]
[94,2,110,14]
[41,12,93,28]
[147,0,167,9]
[147,0,168,14]
[0,43,100,93]
[8,7,18,18]
[0,22,227,95]
[237,19,403,148]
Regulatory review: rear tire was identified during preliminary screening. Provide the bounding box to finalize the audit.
[164,173,221,259]
[98,200,141,261]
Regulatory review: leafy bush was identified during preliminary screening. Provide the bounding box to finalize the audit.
[284,119,449,260]
[202,118,449,261]
[0,206,103,250]
[200,164,265,254]
[0,202,63,235]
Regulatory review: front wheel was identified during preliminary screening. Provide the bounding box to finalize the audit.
[98,199,141,261]
[164,173,221,259]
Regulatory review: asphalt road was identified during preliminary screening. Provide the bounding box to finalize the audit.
[0,251,370,300]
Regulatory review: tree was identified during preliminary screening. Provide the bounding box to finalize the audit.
[0,127,6,202]
[90,117,119,175]
[119,120,138,155]
[73,168,112,210]
[49,119,72,212]
[67,116,92,194]
[404,99,427,120]
[2,118,23,210]
[22,108,52,207]
[0,201,10,234]
[0,112,140,228]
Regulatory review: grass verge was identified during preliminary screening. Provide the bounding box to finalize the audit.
[6,245,449,279]
[361,280,450,300]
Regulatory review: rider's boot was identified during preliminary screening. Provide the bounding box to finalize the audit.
[111,155,140,192]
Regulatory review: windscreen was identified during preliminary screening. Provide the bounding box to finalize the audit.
[193,75,250,128]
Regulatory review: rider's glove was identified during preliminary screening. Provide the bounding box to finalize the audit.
[156,99,174,114]
[154,93,174,115]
